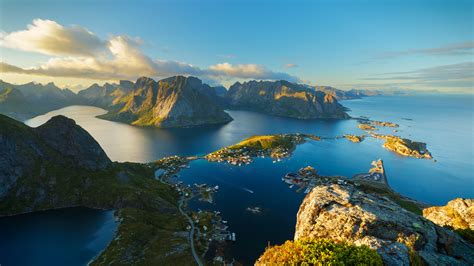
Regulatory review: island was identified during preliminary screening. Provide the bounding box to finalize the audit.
[344,134,365,143]
[358,123,378,131]
[372,120,399,127]
[206,134,314,165]
[372,134,432,159]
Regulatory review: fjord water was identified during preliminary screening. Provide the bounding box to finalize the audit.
[0,208,117,266]
[22,94,473,264]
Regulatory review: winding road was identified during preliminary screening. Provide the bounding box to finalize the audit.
[178,197,204,266]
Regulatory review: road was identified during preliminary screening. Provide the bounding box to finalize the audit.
[178,197,204,266]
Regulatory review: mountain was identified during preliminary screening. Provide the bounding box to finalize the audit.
[226,80,349,119]
[314,86,369,100]
[98,76,233,128]
[213,85,228,97]
[0,114,194,263]
[78,80,134,108]
[0,80,81,120]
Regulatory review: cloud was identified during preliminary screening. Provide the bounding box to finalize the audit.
[208,62,299,82]
[284,63,298,69]
[0,19,299,83]
[374,41,474,59]
[361,62,474,88]
[0,19,106,56]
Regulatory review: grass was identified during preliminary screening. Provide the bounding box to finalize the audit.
[227,135,296,151]
[256,239,383,265]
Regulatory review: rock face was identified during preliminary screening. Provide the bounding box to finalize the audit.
[226,80,349,119]
[99,76,233,128]
[0,114,111,199]
[295,183,474,265]
[423,198,474,230]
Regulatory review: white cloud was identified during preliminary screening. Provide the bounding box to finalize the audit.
[208,63,300,82]
[0,19,300,83]
[0,19,106,56]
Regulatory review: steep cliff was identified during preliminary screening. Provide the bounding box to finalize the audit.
[99,76,233,128]
[226,80,349,119]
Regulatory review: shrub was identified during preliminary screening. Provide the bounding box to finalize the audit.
[256,238,383,265]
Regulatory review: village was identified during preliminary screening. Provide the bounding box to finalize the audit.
[150,155,238,264]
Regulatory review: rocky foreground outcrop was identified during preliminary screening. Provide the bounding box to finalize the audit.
[295,183,474,265]
[226,80,349,119]
[423,198,474,230]
[99,76,233,128]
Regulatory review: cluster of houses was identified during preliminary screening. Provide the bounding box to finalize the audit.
[206,148,255,165]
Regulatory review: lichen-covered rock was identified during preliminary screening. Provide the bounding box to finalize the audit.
[295,183,474,265]
[423,198,474,230]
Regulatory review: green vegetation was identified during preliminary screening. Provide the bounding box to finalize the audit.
[256,239,383,265]
[92,208,192,265]
[226,135,297,151]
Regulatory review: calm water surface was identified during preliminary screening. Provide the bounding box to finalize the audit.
[22,94,473,264]
[0,208,117,266]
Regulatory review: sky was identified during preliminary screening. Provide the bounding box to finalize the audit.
[0,0,472,92]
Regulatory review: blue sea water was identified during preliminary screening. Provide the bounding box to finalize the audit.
[0,208,117,266]
[9,93,473,265]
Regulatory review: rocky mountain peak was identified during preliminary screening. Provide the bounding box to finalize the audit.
[36,115,111,170]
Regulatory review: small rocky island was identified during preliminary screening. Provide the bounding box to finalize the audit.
[344,134,365,143]
[372,134,432,159]
[358,123,378,131]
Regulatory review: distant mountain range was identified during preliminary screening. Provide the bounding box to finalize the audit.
[0,80,81,120]
[225,80,349,119]
[0,76,416,127]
